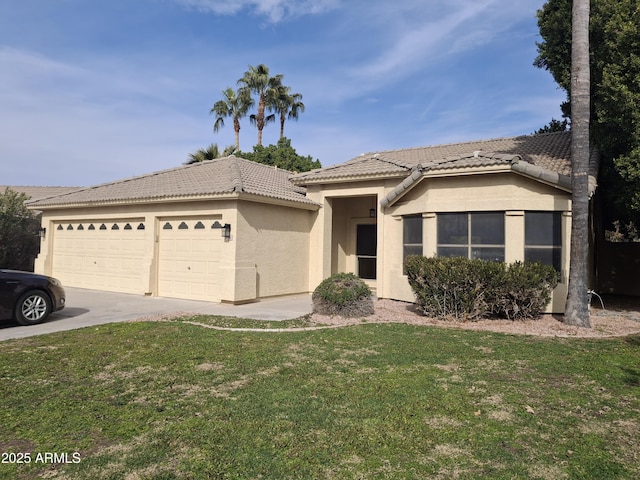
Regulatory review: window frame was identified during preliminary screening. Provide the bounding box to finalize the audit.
[402,215,423,264]
[524,211,562,272]
[437,212,505,262]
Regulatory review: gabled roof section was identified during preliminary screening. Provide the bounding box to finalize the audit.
[291,131,576,186]
[380,152,522,207]
[290,154,413,184]
[27,156,318,209]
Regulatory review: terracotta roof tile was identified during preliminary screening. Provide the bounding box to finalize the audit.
[27,156,317,208]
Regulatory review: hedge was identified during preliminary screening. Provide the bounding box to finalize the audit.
[404,256,558,321]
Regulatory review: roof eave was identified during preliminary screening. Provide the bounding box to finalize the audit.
[28,190,320,211]
[27,192,243,210]
[290,171,408,186]
[511,162,572,193]
[236,192,320,210]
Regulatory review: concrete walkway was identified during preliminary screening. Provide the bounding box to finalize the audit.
[0,287,313,341]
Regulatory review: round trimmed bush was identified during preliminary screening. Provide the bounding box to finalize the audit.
[312,272,374,317]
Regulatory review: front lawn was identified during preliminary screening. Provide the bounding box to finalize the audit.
[1,319,639,479]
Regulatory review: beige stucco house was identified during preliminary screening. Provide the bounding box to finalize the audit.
[28,131,598,312]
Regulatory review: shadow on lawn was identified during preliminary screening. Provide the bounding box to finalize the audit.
[621,366,640,387]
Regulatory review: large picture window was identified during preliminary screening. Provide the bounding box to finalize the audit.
[437,212,505,262]
[525,212,562,271]
[403,215,423,261]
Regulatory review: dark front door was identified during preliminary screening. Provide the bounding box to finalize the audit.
[356,224,377,280]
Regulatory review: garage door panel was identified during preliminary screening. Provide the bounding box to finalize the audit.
[158,218,222,301]
[52,220,146,294]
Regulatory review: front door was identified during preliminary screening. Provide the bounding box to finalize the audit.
[356,224,377,280]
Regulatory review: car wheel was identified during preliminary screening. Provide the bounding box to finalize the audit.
[15,290,52,326]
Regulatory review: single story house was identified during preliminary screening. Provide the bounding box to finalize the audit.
[28,131,598,312]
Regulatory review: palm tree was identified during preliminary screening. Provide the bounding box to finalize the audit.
[185,144,220,165]
[238,64,283,146]
[564,0,591,327]
[210,87,253,151]
[273,86,305,139]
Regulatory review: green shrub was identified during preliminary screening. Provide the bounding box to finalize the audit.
[493,261,559,320]
[404,256,558,321]
[312,272,374,317]
[404,256,502,321]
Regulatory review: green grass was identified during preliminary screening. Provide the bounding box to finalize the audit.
[0,318,639,479]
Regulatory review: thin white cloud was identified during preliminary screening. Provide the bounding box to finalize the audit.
[346,0,540,87]
[175,0,340,22]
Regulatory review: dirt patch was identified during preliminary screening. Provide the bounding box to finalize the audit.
[309,295,640,338]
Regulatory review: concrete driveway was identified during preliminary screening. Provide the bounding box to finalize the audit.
[0,287,313,341]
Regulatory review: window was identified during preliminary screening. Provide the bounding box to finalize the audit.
[403,215,423,261]
[525,212,562,271]
[437,212,504,262]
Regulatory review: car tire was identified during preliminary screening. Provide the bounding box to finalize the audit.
[15,290,52,326]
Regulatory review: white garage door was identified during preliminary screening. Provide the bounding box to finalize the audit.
[157,218,223,301]
[51,220,147,293]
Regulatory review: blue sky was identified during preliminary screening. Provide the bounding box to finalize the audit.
[1,0,565,187]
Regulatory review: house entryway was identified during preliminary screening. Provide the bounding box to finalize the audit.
[328,194,379,290]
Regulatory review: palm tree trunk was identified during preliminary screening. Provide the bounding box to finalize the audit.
[280,112,286,139]
[233,118,241,151]
[564,0,591,327]
[257,95,265,146]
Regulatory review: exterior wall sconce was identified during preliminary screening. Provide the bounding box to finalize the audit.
[211,221,231,240]
[369,208,376,218]
[222,223,231,239]
[38,227,46,239]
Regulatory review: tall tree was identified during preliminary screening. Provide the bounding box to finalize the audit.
[535,118,569,134]
[210,87,253,151]
[535,0,640,234]
[564,0,591,327]
[273,86,305,139]
[238,137,321,172]
[238,64,283,146]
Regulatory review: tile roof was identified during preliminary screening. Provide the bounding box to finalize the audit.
[27,156,317,208]
[292,132,581,184]
[1,185,83,201]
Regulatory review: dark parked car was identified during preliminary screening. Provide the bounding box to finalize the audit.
[0,269,66,325]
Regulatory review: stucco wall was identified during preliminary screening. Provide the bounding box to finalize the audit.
[235,201,312,299]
